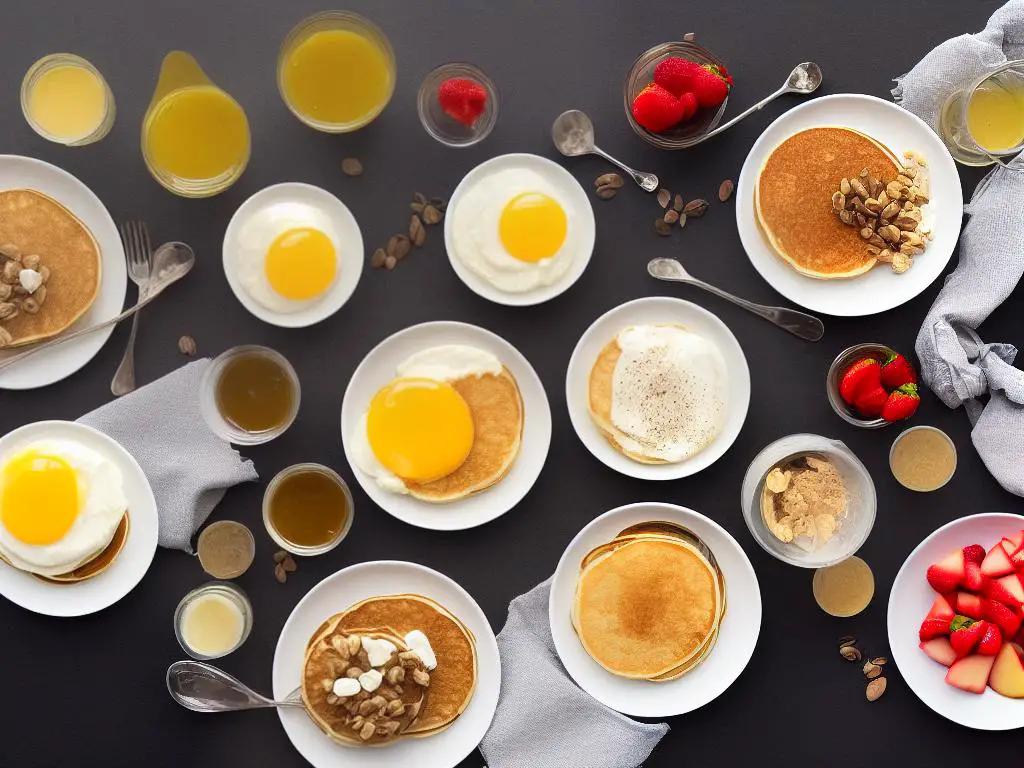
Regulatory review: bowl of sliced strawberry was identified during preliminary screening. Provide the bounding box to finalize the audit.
[888,513,1024,730]
[624,41,731,149]
[827,343,920,428]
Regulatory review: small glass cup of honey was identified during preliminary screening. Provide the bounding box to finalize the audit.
[263,463,354,556]
[200,345,300,445]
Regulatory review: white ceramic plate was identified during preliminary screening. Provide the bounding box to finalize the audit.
[273,560,500,768]
[565,297,750,480]
[341,321,551,530]
[222,182,363,327]
[888,512,1024,730]
[550,502,761,717]
[0,155,126,390]
[0,421,158,616]
[735,94,963,316]
[444,153,595,306]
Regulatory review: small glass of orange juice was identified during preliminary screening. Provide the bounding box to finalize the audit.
[277,11,396,133]
[939,60,1024,167]
[21,53,115,146]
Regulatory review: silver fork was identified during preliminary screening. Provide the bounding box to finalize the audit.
[111,221,153,396]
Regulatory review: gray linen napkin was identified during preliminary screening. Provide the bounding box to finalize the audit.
[79,359,258,551]
[894,0,1024,496]
[480,579,669,768]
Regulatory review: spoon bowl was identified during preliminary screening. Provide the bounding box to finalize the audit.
[787,62,823,94]
[551,109,659,191]
[167,660,304,712]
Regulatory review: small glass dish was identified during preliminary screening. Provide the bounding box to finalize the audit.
[196,520,255,579]
[741,434,876,568]
[417,62,499,147]
[199,345,301,446]
[21,53,115,146]
[623,41,729,150]
[890,425,958,492]
[263,462,355,556]
[826,342,897,429]
[174,582,252,660]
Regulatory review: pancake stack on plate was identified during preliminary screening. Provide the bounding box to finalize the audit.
[755,127,901,279]
[572,522,726,681]
[300,594,478,747]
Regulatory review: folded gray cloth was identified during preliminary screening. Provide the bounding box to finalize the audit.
[480,579,669,768]
[79,359,258,551]
[895,0,1024,496]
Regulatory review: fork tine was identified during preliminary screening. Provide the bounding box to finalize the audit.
[139,222,152,259]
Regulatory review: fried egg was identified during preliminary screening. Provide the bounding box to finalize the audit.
[450,167,578,293]
[0,439,127,577]
[350,345,503,493]
[235,201,339,313]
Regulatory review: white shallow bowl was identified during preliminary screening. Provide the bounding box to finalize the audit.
[735,93,963,316]
[444,153,595,306]
[0,155,126,390]
[222,182,363,328]
[550,502,762,717]
[341,321,551,530]
[273,560,500,768]
[888,512,1024,730]
[0,421,158,616]
[565,296,750,480]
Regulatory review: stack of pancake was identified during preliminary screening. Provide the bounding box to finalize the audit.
[755,127,901,279]
[300,594,477,747]
[572,522,726,681]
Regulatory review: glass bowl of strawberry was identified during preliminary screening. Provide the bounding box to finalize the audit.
[827,343,921,428]
[624,41,731,149]
[418,62,498,148]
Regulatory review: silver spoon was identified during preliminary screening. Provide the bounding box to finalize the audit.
[648,257,824,341]
[167,661,304,712]
[552,109,659,191]
[0,242,194,372]
[692,62,823,145]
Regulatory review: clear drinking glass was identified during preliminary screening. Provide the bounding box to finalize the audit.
[939,60,1024,167]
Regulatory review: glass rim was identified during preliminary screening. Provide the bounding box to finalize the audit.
[262,462,354,556]
[173,581,253,660]
[957,58,1024,157]
[888,425,958,492]
[21,53,116,146]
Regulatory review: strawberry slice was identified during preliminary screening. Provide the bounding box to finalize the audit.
[437,78,488,127]
[963,544,986,565]
[1012,549,1024,572]
[838,358,881,405]
[956,591,984,620]
[978,621,1004,656]
[997,573,1024,604]
[982,542,1015,578]
[983,575,1023,607]
[1007,531,1024,552]
[926,594,955,622]
[950,615,986,658]
[919,616,952,641]
[926,550,965,593]
[853,385,888,418]
[919,637,957,667]
[1001,538,1019,557]
[983,598,1023,638]
[945,653,996,693]
[963,560,984,592]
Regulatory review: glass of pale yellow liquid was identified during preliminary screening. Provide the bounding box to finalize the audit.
[142,52,250,197]
[21,54,115,146]
[277,11,396,132]
[939,60,1024,167]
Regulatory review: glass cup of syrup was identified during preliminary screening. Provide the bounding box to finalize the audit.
[263,463,354,556]
[200,345,300,445]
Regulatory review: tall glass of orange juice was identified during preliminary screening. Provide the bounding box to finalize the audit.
[277,11,396,133]
[141,52,251,197]
[939,60,1024,167]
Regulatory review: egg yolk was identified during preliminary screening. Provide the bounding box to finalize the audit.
[1,452,79,545]
[499,192,568,263]
[366,378,474,483]
[264,227,337,300]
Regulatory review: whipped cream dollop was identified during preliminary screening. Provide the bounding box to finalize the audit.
[332,677,361,697]
[358,669,383,692]
[361,636,398,668]
[404,629,437,671]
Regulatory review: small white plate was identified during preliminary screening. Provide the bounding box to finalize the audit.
[888,512,1024,730]
[444,153,595,306]
[550,502,762,717]
[273,560,501,768]
[735,94,963,316]
[565,296,750,480]
[0,155,126,390]
[0,421,158,616]
[222,182,363,328]
[341,321,551,530]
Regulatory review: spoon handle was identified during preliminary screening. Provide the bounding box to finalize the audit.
[589,146,660,191]
[166,661,304,712]
[681,277,824,341]
[696,84,789,144]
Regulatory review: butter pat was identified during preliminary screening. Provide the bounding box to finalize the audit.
[358,669,383,692]
[361,636,397,668]
[18,269,42,294]
[332,677,361,697]
[404,629,437,671]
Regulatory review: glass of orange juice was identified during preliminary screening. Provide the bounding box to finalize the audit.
[21,53,115,146]
[939,60,1024,167]
[277,11,396,133]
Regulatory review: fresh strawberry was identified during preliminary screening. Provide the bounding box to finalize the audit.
[949,615,985,658]
[677,92,699,122]
[919,637,957,667]
[839,358,881,405]
[853,385,888,418]
[963,560,985,592]
[963,544,986,565]
[437,78,488,127]
[982,542,1016,578]
[652,57,703,97]
[978,622,1004,656]
[1013,549,1024,572]
[926,550,965,594]
[1000,537,1019,557]
[881,382,920,421]
[997,573,1024,603]
[688,63,733,109]
[1007,531,1024,551]
[880,351,917,389]
[956,592,984,620]
[926,594,955,622]
[920,616,952,641]
[945,653,996,693]
[983,575,1022,607]
[631,83,685,132]
[983,598,1023,638]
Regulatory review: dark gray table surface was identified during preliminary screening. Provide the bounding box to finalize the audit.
[1,0,1021,765]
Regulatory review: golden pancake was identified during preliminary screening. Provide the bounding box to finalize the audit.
[0,512,130,584]
[573,537,721,679]
[0,189,101,347]
[335,594,477,736]
[755,127,901,279]
[404,366,523,502]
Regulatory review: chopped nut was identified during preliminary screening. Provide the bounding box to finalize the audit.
[326,694,339,705]
[886,181,905,200]
[384,256,397,270]
[385,699,405,716]
[876,249,895,264]
[0,284,10,301]
[39,265,50,284]
[594,173,624,189]
[370,248,386,268]
[673,194,684,212]
[866,677,887,701]
[409,215,426,247]
[853,199,876,218]
[273,550,288,563]
[880,202,901,221]
[282,554,297,573]
[859,227,874,240]
[848,177,869,199]
[359,722,376,741]
[654,219,671,236]
[274,563,287,583]
[663,210,679,225]
[656,188,671,208]
[839,210,855,226]
[682,198,709,218]
[178,335,197,356]
[678,213,687,229]
[868,233,887,249]
[595,185,617,200]
[871,657,888,666]
[411,669,431,687]
[2,261,19,283]
[839,178,852,195]
[0,244,21,261]
[718,179,735,202]
[831,192,846,212]
[864,197,882,214]
[347,634,362,656]
[878,224,902,244]
[345,666,364,679]
[341,157,364,176]
[21,254,40,270]
[863,661,882,679]
[840,645,862,662]
[386,665,405,684]
[891,252,912,273]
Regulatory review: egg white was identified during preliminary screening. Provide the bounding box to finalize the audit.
[0,439,127,577]
[234,201,340,314]
[450,168,579,293]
